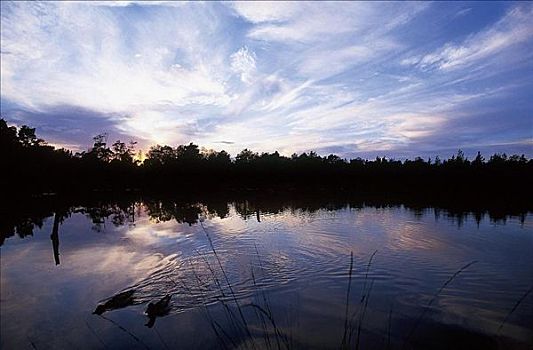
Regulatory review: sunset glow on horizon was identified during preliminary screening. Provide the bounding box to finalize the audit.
[1,1,532,159]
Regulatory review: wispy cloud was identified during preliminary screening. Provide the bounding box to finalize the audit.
[1,1,531,158]
[230,46,257,84]
[403,4,533,71]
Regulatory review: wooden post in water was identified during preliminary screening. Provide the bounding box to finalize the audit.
[50,212,61,265]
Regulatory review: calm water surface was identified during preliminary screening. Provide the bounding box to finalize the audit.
[1,198,532,349]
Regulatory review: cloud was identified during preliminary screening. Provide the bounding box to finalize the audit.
[230,46,257,83]
[1,5,230,112]
[453,7,472,19]
[229,1,297,24]
[404,4,533,71]
[1,1,233,146]
[1,1,532,158]
[233,2,428,44]
[0,104,137,152]
[88,1,188,7]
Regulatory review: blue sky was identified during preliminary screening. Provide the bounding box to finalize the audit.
[1,1,532,159]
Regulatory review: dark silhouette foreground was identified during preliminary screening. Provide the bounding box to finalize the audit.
[1,118,531,199]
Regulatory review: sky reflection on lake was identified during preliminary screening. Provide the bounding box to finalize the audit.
[1,200,532,349]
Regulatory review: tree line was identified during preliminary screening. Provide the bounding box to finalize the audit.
[2,191,529,247]
[1,118,532,197]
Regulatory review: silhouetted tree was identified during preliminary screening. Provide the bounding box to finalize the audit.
[86,134,113,162]
[472,151,484,167]
[235,149,258,164]
[1,118,532,199]
[18,125,45,147]
[112,140,137,164]
[144,145,176,166]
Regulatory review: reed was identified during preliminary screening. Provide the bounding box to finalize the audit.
[343,250,378,348]
[253,243,291,349]
[340,251,354,349]
[98,314,151,350]
[386,305,393,350]
[200,221,258,349]
[85,319,108,349]
[189,254,243,348]
[402,260,478,348]
[498,284,533,333]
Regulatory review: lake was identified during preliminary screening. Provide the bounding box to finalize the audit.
[1,195,532,349]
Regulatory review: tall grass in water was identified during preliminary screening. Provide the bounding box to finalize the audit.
[247,242,291,349]
[193,243,380,350]
[402,260,478,349]
[189,251,244,349]
[169,225,490,350]
[354,250,378,350]
[200,221,257,349]
[498,284,533,333]
[386,305,393,350]
[339,250,378,350]
[166,271,237,350]
[97,314,151,350]
[340,251,354,349]
[198,221,294,349]
[193,247,246,343]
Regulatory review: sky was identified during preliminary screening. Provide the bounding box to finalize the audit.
[1,1,532,159]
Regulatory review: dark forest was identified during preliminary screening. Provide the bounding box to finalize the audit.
[2,118,531,201]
